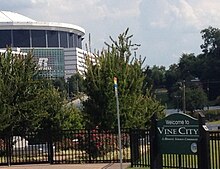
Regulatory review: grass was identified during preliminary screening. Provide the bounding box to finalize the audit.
[127,139,220,169]
[208,120,220,124]
[0,147,131,164]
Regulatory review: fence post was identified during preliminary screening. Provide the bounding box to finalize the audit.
[88,129,92,163]
[198,112,210,169]
[47,126,54,164]
[150,113,162,169]
[6,134,11,166]
[130,129,140,167]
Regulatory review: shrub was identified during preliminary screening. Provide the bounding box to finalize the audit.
[76,129,130,158]
[55,138,80,151]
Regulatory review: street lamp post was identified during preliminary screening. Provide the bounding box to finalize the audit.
[114,77,122,169]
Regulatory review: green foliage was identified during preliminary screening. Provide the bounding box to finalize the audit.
[178,53,198,80]
[76,129,129,158]
[52,77,67,98]
[200,26,220,54]
[56,103,85,130]
[35,83,64,131]
[184,87,208,112]
[83,29,164,129]
[197,27,220,99]
[164,64,180,99]
[148,65,166,89]
[67,73,85,99]
[0,50,63,133]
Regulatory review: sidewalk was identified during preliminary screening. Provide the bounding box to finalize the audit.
[0,163,130,169]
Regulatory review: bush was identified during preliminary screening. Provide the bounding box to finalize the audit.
[76,129,130,158]
[55,138,80,151]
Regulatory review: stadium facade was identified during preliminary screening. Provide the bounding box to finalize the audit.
[0,11,88,79]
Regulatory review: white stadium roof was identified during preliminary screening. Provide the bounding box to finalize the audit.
[0,11,36,22]
[0,11,85,36]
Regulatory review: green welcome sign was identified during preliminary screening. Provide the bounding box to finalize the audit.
[157,113,199,154]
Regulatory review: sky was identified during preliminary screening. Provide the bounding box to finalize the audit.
[1,0,220,68]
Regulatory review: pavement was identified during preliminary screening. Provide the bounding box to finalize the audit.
[0,163,130,169]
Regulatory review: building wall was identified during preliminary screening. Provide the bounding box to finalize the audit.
[64,48,86,79]
[0,29,82,49]
[0,29,86,79]
[21,48,65,79]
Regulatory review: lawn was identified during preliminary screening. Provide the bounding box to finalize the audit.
[208,120,220,125]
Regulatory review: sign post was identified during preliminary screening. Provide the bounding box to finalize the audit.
[114,77,122,169]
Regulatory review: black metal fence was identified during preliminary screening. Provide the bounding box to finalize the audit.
[129,129,199,169]
[0,129,219,168]
[131,129,220,169]
[0,129,131,166]
[0,131,50,165]
[209,130,220,169]
[130,129,150,168]
[53,129,130,164]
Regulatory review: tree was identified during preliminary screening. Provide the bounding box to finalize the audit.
[200,26,220,54]
[67,73,85,99]
[55,103,85,130]
[178,53,198,80]
[184,86,208,113]
[0,49,63,133]
[148,65,166,89]
[52,77,67,98]
[164,64,181,103]
[83,29,164,129]
[198,26,220,99]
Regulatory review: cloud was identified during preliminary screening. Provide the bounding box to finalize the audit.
[15,0,142,24]
[136,0,207,67]
[140,0,201,32]
[2,0,220,67]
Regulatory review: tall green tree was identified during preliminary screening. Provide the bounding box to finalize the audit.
[184,86,208,113]
[178,53,198,80]
[56,103,85,130]
[149,65,166,89]
[83,29,164,129]
[67,73,85,99]
[198,26,220,99]
[0,50,63,133]
[52,77,67,98]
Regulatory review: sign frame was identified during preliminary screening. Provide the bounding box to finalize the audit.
[157,113,199,154]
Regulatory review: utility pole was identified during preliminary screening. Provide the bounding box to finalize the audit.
[207,80,209,110]
[183,80,186,113]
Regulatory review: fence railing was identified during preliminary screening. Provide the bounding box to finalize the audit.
[0,131,50,165]
[209,130,220,169]
[131,130,220,169]
[0,129,131,166]
[0,129,219,168]
[53,129,131,164]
